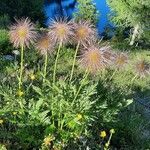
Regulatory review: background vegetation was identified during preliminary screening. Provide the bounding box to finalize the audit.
[0,0,45,28]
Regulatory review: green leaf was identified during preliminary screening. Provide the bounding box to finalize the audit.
[45,124,56,135]
[126,99,133,106]
[32,85,43,96]
[36,98,43,110]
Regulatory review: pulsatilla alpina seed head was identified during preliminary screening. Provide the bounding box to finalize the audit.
[79,45,109,73]
[73,20,96,46]
[9,18,37,48]
[100,45,115,66]
[114,52,128,69]
[48,18,74,45]
[36,33,54,55]
[135,60,150,78]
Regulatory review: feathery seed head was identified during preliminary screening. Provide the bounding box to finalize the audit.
[135,60,150,78]
[36,33,54,55]
[115,52,128,69]
[48,18,74,45]
[9,18,37,48]
[100,46,115,66]
[79,45,108,73]
[73,20,96,46]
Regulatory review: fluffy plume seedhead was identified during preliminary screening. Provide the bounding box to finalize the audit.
[48,18,74,45]
[73,20,96,46]
[36,33,54,55]
[79,45,109,73]
[114,52,128,69]
[135,60,150,78]
[100,45,115,66]
[9,18,37,48]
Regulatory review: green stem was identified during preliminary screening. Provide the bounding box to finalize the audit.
[18,99,24,110]
[19,44,24,90]
[53,42,62,84]
[131,75,137,83]
[43,52,48,83]
[107,133,112,145]
[26,82,33,94]
[129,75,137,90]
[70,42,80,81]
[60,114,66,130]
[105,133,113,149]
[58,101,62,129]
[109,69,117,81]
[51,95,55,126]
[71,70,89,106]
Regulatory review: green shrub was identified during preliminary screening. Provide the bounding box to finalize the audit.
[0,0,46,26]
[0,14,11,29]
[74,0,99,24]
[0,29,12,54]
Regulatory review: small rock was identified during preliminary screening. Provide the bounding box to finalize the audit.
[3,55,14,61]
[12,50,20,55]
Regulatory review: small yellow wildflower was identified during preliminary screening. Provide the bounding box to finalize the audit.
[0,119,4,124]
[13,112,17,115]
[17,90,24,97]
[76,114,82,120]
[30,74,35,80]
[110,129,115,134]
[100,131,106,138]
[44,135,54,146]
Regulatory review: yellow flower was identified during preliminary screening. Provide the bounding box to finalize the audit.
[13,112,17,115]
[76,114,82,120]
[30,74,35,80]
[110,129,115,134]
[100,131,106,138]
[0,119,4,124]
[44,135,54,146]
[17,90,24,97]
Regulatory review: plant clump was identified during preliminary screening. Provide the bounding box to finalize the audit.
[1,16,150,150]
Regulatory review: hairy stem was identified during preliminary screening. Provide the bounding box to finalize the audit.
[53,42,62,84]
[71,70,89,106]
[43,52,48,83]
[105,133,113,150]
[109,69,118,81]
[129,75,137,90]
[70,42,80,81]
[19,44,24,90]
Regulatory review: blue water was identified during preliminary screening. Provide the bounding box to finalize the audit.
[44,0,110,33]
